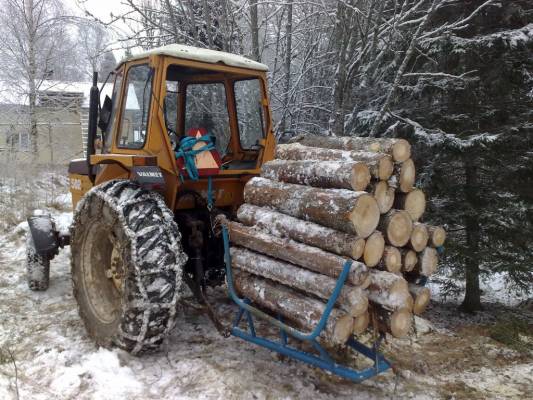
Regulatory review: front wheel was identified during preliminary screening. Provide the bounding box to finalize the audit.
[70,180,187,354]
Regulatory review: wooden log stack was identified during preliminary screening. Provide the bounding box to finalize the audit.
[224,135,445,348]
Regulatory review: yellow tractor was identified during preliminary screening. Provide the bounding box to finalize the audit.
[26,44,276,353]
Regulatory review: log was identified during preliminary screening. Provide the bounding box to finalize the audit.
[400,249,418,272]
[367,269,413,311]
[379,246,402,273]
[233,271,354,345]
[408,222,429,252]
[261,159,371,191]
[237,204,366,260]
[378,209,413,247]
[275,143,394,181]
[290,134,411,163]
[363,231,385,268]
[226,220,370,288]
[416,247,439,277]
[353,311,370,335]
[372,306,413,338]
[244,177,380,238]
[408,284,431,315]
[368,181,395,214]
[389,159,416,193]
[426,225,446,247]
[394,189,426,221]
[231,247,369,316]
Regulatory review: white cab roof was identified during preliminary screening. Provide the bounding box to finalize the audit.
[124,44,269,72]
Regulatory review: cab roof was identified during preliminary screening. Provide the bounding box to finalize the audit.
[123,44,269,72]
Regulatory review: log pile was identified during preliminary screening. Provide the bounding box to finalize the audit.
[224,135,445,347]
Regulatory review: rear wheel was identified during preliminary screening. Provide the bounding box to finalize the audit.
[70,180,187,354]
[26,234,50,291]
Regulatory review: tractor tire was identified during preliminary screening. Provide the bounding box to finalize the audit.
[70,180,187,354]
[26,234,50,291]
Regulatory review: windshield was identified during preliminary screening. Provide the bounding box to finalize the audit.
[234,79,265,149]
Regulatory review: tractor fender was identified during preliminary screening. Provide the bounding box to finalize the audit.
[27,215,60,258]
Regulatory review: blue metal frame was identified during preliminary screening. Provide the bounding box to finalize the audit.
[222,227,391,382]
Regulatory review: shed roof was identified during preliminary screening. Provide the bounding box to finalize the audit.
[124,44,269,72]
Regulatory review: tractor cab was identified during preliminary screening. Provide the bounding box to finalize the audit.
[69,44,276,211]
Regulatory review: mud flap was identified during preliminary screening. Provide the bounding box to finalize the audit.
[27,215,60,258]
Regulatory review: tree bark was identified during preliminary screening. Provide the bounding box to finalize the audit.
[261,159,371,192]
[279,0,293,133]
[231,247,369,316]
[237,204,366,261]
[233,271,354,345]
[368,181,395,214]
[290,135,411,163]
[249,0,260,61]
[394,189,426,221]
[225,219,370,288]
[363,231,385,267]
[408,284,431,315]
[378,209,413,247]
[275,143,394,181]
[366,269,412,311]
[408,222,429,252]
[244,177,380,238]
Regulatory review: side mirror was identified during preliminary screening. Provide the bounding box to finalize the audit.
[98,95,113,132]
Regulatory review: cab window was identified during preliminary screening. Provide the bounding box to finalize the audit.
[103,70,123,153]
[184,83,230,156]
[117,64,153,149]
[234,79,265,149]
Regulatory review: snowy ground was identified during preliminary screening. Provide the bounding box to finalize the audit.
[0,176,532,399]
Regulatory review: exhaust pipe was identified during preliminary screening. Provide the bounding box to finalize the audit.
[87,71,99,182]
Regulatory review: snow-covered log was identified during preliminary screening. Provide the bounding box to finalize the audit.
[244,177,380,238]
[362,231,385,267]
[289,134,411,163]
[389,159,416,193]
[378,246,402,273]
[366,269,413,311]
[408,222,429,252]
[225,220,370,288]
[231,247,368,317]
[275,143,393,181]
[400,249,418,272]
[368,181,395,214]
[378,209,413,247]
[233,271,354,345]
[261,159,371,191]
[236,204,365,261]
[426,225,446,247]
[408,284,431,315]
[394,189,426,221]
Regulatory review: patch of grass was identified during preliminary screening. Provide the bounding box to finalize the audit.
[489,317,533,352]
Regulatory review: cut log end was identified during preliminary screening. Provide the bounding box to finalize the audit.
[390,308,413,338]
[352,163,372,191]
[379,156,394,181]
[403,189,426,221]
[428,226,446,247]
[334,314,355,345]
[401,249,418,272]
[409,285,431,315]
[382,246,402,273]
[372,181,395,214]
[353,311,370,335]
[363,231,385,267]
[399,159,416,193]
[351,238,366,261]
[417,247,439,277]
[381,210,413,247]
[349,194,380,238]
[391,139,411,163]
[409,223,429,252]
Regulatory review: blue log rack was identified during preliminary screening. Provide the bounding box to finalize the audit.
[222,227,392,382]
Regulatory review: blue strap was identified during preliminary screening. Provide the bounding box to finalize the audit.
[175,134,216,181]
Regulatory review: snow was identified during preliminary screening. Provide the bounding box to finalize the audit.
[125,44,269,72]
